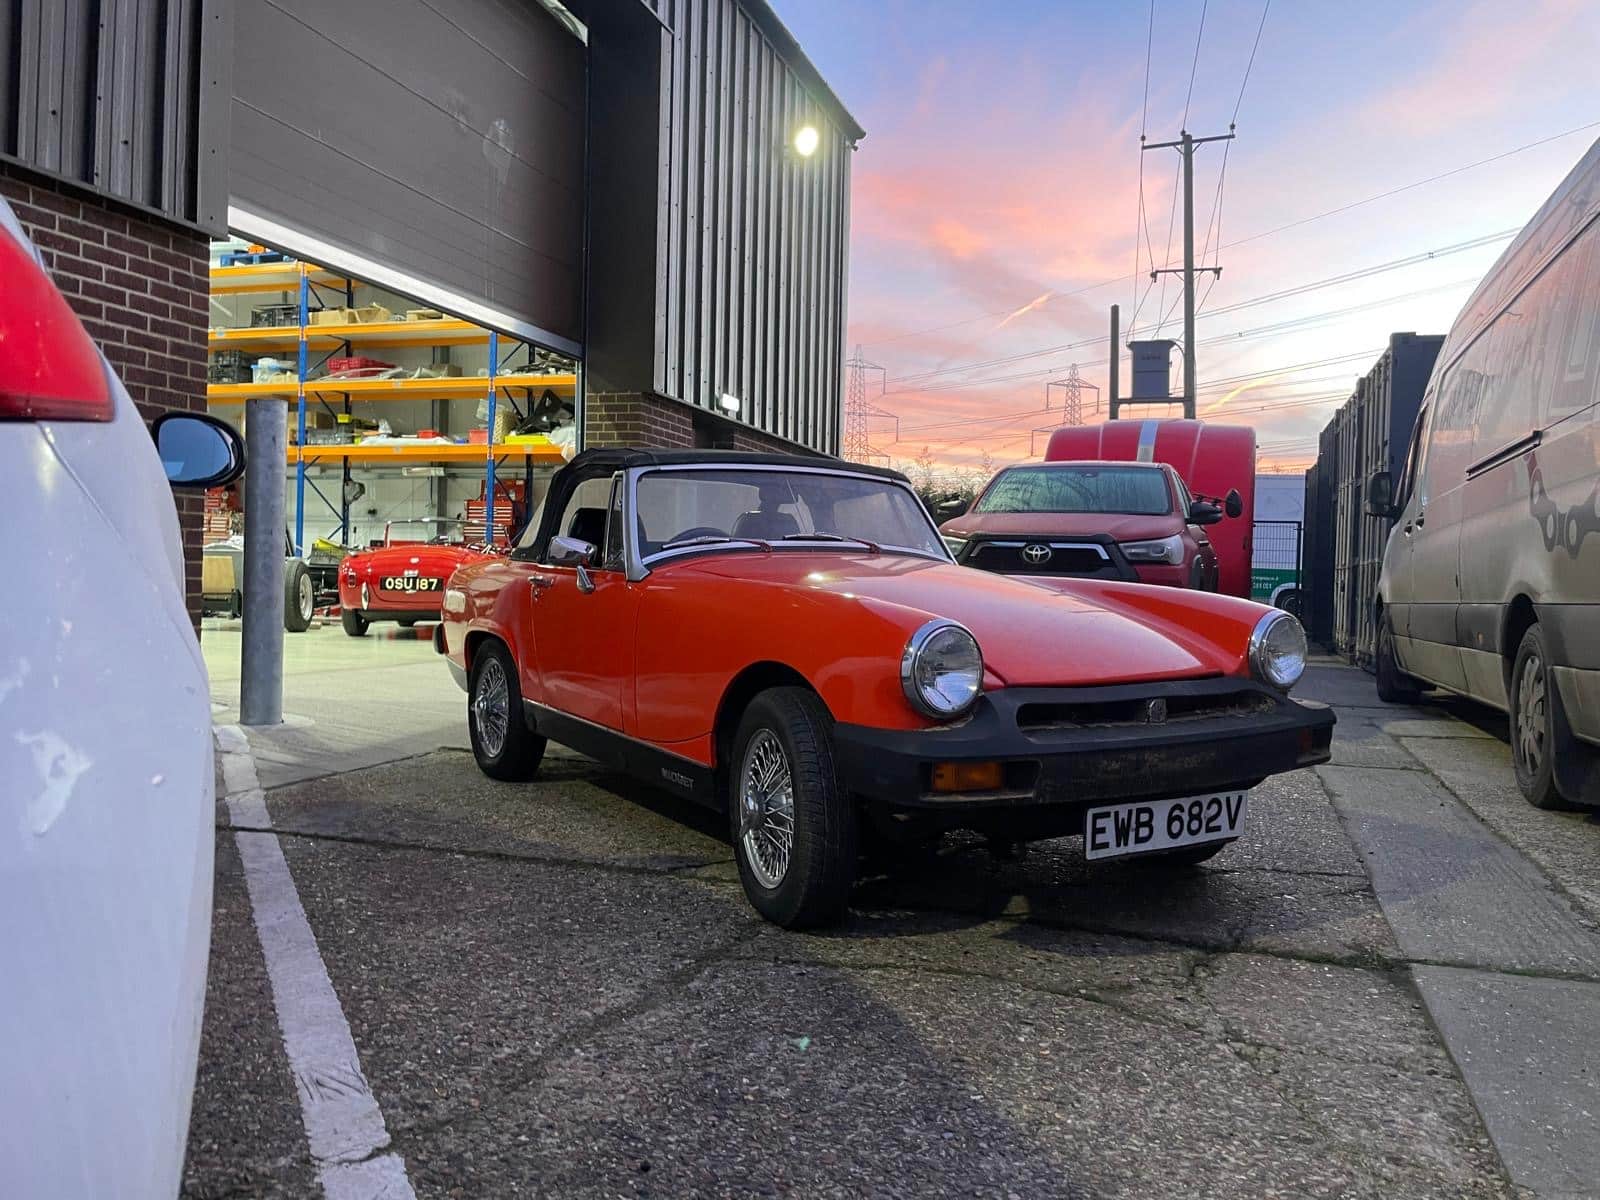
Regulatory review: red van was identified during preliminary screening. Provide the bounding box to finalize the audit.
[1045,420,1257,597]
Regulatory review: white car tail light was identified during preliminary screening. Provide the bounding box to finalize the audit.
[0,227,113,422]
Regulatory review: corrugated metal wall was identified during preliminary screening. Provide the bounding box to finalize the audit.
[651,0,854,454]
[0,0,227,231]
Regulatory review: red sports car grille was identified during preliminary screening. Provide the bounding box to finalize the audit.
[1016,689,1275,732]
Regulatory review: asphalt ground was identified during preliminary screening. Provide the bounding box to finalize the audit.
[188,630,1600,1199]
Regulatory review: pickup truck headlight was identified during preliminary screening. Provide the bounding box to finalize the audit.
[1119,534,1185,565]
[942,535,968,559]
[1250,610,1308,690]
[902,620,983,719]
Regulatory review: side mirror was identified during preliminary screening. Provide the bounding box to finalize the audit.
[933,496,969,520]
[548,535,596,567]
[1365,471,1396,519]
[152,412,244,488]
[1188,500,1224,526]
[1224,488,1244,519]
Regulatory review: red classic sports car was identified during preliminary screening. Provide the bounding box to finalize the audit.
[339,518,494,635]
[437,449,1334,928]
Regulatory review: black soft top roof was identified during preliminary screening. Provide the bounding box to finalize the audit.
[560,447,910,484]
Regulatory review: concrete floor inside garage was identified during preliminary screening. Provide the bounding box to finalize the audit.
[192,627,1600,1199]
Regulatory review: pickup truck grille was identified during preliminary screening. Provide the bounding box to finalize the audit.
[1016,689,1275,732]
[966,540,1120,577]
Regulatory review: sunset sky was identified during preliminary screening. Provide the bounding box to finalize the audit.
[776,0,1599,475]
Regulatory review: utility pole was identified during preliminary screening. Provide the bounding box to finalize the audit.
[1143,127,1233,418]
[1108,304,1120,417]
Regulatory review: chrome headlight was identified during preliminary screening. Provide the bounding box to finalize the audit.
[1250,610,1308,690]
[1119,534,1184,564]
[942,534,968,559]
[901,620,983,719]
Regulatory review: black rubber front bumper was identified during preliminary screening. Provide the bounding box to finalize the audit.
[834,677,1333,835]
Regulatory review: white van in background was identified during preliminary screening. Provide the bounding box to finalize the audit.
[1368,138,1600,810]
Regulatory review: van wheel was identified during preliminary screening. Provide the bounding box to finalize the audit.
[1375,611,1421,703]
[729,687,856,929]
[1510,624,1566,810]
[467,641,545,781]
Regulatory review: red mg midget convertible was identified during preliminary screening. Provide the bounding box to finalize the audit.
[339,517,493,635]
[438,449,1334,928]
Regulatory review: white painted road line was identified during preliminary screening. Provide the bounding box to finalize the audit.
[214,725,417,1200]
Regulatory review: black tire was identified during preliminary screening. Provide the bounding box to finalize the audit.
[729,687,857,929]
[227,590,242,619]
[1375,610,1422,703]
[341,607,368,637]
[467,640,545,781]
[1509,624,1566,810]
[283,560,314,633]
[397,618,418,629]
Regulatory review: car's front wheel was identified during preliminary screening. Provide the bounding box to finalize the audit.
[341,607,368,637]
[468,641,545,781]
[730,687,856,929]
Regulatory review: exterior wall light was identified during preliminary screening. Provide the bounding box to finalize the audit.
[719,392,742,414]
[793,125,820,158]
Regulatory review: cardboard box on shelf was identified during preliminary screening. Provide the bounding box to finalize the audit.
[310,304,391,326]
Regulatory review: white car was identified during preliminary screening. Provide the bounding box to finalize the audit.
[0,197,244,1196]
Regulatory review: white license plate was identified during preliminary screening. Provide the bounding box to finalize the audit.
[1083,792,1249,861]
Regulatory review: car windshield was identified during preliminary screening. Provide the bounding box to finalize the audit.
[635,468,947,561]
[973,466,1173,516]
[385,518,465,546]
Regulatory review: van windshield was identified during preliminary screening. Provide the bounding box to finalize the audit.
[974,466,1173,516]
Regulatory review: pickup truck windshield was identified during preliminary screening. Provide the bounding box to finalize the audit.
[636,469,946,561]
[974,466,1173,516]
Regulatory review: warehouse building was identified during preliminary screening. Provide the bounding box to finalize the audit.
[1,0,860,616]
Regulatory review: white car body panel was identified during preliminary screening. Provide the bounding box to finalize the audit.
[0,199,213,1198]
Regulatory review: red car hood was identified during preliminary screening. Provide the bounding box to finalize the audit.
[942,511,1183,542]
[674,552,1249,687]
[346,544,487,575]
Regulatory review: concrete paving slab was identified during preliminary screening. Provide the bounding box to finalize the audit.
[1326,710,1429,770]
[1414,965,1600,1199]
[1401,735,1600,925]
[1319,763,1600,975]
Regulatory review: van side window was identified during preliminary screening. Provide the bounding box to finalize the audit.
[1543,215,1600,427]
[1397,403,1428,509]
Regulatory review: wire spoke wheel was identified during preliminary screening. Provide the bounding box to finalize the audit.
[473,656,510,759]
[738,729,795,889]
[1516,651,1546,776]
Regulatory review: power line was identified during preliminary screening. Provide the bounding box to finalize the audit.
[1182,0,1209,130]
[887,231,1507,387]
[1232,0,1270,123]
[894,348,1385,437]
[860,119,1597,350]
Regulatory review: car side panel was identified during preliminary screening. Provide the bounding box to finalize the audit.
[1,406,211,1200]
[447,557,543,703]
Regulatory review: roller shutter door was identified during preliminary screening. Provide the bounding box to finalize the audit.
[229,0,584,353]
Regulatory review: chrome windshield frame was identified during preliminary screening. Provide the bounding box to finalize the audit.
[622,462,954,582]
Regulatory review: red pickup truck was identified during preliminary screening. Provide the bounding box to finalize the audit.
[939,459,1238,589]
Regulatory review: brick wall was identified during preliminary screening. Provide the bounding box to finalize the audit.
[1,161,210,630]
[585,391,826,457]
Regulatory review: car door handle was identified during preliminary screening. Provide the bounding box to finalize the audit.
[529,574,555,590]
